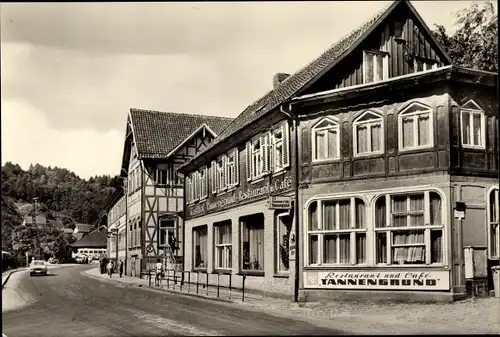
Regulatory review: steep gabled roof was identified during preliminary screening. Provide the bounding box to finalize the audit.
[129,109,234,160]
[179,0,452,172]
[70,230,107,248]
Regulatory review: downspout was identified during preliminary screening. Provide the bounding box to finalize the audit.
[280,103,300,302]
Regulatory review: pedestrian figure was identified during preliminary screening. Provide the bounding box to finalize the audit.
[119,259,124,278]
[155,258,163,287]
[107,261,113,278]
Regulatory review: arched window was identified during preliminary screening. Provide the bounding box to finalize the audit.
[461,100,486,149]
[488,187,499,259]
[398,102,433,150]
[353,111,384,155]
[306,198,366,265]
[311,118,340,161]
[374,190,444,265]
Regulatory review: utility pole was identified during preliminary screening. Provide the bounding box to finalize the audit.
[33,197,41,260]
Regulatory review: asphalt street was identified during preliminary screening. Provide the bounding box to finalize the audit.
[2,265,346,336]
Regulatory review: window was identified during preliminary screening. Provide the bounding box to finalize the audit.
[414,57,438,73]
[193,226,208,269]
[251,138,263,178]
[353,111,384,155]
[241,214,265,273]
[363,50,389,84]
[461,100,486,149]
[375,191,444,265]
[276,212,292,273]
[399,102,433,150]
[159,219,175,247]
[488,188,499,259]
[307,198,367,265]
[225,150,239,188]
[199,167,208,199]
[217,157,226,192]
[271,123,291,172]
[214,221,232,269]
[155,165,169,185]
[312,118,340,161]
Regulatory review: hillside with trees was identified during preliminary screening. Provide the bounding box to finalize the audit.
[1,162,121,259]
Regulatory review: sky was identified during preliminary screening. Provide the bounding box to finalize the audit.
[1,1,494,179]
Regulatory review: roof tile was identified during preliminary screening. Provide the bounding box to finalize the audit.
[130,109,234,159]
[182,1,396,168]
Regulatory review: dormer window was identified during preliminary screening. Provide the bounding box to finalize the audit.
[363,50,389,84]
[414,57,438,73]
[460,100,486,149]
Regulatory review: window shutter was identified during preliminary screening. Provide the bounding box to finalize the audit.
[221,156,227,190]
[246,142,252,181]
[203,168,208,198]
[211,161,217,194]
[194,172,199,200]
[282,122,290,168]
[186,176,190,203]
[262,132,271,174]
[234,150,239,186]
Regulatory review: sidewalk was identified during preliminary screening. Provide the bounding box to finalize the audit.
[2,268,27,288]
[84,266,500,334]
[83,267,277,305]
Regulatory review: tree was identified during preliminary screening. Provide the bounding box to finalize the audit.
[433,2,497,72]
[1,195,23,252]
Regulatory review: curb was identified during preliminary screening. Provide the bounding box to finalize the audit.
[82,270,237,305]
[2,268,26,289]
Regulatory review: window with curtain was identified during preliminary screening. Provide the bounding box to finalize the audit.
[489,188,499,259]
[307,198,366,265]
[225,149,239,188]
[193,226,208,269]
[461,100,485,149]
[241,214,265,273]
[214,221,232,269]
[363,50,389,83]
[159,219,175,247]
[251,138,263,179]
[399,102,433,150]
[353,111,384,155]
[375,191,444,265]
[312,118,340,161]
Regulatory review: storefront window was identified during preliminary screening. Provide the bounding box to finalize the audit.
[193,226,208,269]
[489,188,499,259]
[241,214,264,273]
[214,221,232,269]
[307,198,366,265]
[375,191,443,265]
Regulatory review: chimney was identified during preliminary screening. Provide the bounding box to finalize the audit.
[273,73,290,89]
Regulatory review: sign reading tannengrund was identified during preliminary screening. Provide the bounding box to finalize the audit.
[187,175,293,218]
[304,270,450,290]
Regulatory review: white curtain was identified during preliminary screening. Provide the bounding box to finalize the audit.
[338,200,350,230]
[473,113,482,145]
[309,202,318,231]
[327,129,337,158]
[356,233,366,264]
[430,193,442,226]
[339,234,350,264]
[355,199,365,229]
[249,226,264,271]
[309,235,318,264]
[409,194,425,226]
[323,202,336,230]
[375,197,386,228]
[417,114,430,145]
[462,111,471,144]
[357,125,368,153]
[402,117,414,147]
[324,235,336,264]
[371,123,381,151]
[315,132,325,159]
[392,196,407,227]
[376,232,387,263]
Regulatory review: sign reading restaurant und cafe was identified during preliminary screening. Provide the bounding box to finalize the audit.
[187,174,293,218]
[304,270,450,291]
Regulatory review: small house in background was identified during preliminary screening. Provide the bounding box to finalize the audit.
[22,215,47,226]
[73,223,92,241]
[62,228,74,235]
[70,229,107,261]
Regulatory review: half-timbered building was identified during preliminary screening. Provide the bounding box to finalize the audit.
[179,0,498,302]
[110,109,233,276]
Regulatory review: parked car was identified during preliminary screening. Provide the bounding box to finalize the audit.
[29,260,48,276]
[75,255,87,264]
[48,257,60,264]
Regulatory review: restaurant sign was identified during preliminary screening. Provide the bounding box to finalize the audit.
[188,176,293,217]
[304,270,450,290]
